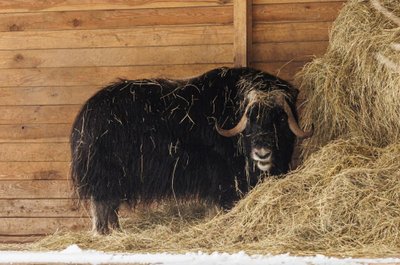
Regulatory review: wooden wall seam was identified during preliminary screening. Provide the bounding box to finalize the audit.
[0,0,234,14]
[234,0,252,67]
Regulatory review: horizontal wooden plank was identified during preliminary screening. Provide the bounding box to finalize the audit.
[0,143,70,162]
[0,86,99,105]
[254,2,344,23]
[0,66,304,123]
[0,217,88,236]
[253,41,328,62]
[0,98,305,138]
[253,61,308,81]
[0,63,298,93]
[0,23,331,50]
[0,0,233,13]
[0,124,70,143]
[0,162,69,180]
[0,44,232,69]
[0,257,144,265]
[0,260,96,265]
[0,235,42,243]
[0,64,231,87]
[0,198,141,218]
[0,6,233,32]
[253,22,332,43]
[0,25,233,50]
[0,199,82,218]
[0,64,303,103]
[0,181,72,200]
[0,180,71,198]
[0,105,79,124]
[254,0,344,3]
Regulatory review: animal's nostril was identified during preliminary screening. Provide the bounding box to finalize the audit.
[255,149,271,159]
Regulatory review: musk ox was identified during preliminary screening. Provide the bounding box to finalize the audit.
[70,67,312,234]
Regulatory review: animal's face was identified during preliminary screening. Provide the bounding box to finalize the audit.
[216,91,313,175]
[244,105,292,173]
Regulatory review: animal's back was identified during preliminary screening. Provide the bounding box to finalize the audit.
[71,80,170,201]
[70,77,236,205]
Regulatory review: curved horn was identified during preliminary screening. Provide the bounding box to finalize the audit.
[216,100,256,138]
[281,98,313,139]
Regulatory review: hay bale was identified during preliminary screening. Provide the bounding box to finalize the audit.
[297,0,400,156]
[6,0,400,257]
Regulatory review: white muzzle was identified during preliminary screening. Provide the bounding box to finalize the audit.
[251,147,272,172]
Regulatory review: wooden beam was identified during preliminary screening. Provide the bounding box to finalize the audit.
[234,0,252,67]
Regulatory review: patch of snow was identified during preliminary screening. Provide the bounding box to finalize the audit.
[60,244,82,254]
[0,246,400,265]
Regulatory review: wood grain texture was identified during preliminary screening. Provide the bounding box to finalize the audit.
[253,41,328,62]
[0,62,300,93]
[233,0,252,67]
[0,162,69,180]
[253,61,309,81]
[0,45,232,69]
[0,199,139,218]
[0,199,82,218]
[0,124,71,143]
[253,22,333,43]
[0,86,99,105]
[0,217,88,235]
[0,64,231,87]
[254,2,344,23]
[0,6,233,32]
[254,0,344,3]
[0,0,233,13]
[0,105,79,124]
[0,143,70,162]
[0,180,71,198]
[0,235,42,243]
[0,25,233,50]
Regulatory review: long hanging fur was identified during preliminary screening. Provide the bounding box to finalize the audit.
[70,67,299,210]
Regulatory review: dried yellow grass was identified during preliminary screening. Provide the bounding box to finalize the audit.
[15,140,400,257]
[3,0,400,257]
[178,140,400,257]
[297,0,400,156]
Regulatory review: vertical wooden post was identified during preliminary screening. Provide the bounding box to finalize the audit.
[234,0,252,67]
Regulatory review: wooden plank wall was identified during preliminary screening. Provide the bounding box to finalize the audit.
[252,0,345,82]
[0,0,345,243]
[0,0,234,243]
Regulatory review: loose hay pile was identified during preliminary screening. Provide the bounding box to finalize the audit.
[298,0,400,156]
[25,141,400,257]
[8,0,400,257]
[177,140,400,257]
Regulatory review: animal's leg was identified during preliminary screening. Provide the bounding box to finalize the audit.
[218,184,238,210]
[209,155,239,210]
[108,200,121,231]
[90,198,111,235]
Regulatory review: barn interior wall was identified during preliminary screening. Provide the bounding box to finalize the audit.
[0,0,345,243]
